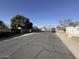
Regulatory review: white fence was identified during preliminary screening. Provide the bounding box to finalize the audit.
[66,27,79,37]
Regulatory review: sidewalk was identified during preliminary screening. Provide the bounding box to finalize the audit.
[56,31,79,59]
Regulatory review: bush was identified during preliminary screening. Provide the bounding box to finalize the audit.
[0,32,14,38]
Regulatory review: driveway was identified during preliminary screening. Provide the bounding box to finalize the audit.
[0,32,75,59]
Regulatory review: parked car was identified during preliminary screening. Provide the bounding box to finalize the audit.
[51,28,56,32]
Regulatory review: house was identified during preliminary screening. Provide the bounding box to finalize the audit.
[0,26,10,32]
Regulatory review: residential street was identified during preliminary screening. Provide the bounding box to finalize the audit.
[0,32,75,59]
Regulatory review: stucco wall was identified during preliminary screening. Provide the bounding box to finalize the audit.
[66,27,79,37]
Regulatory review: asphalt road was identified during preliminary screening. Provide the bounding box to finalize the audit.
[0,32,75,59]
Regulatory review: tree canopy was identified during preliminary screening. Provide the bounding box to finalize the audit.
[73,22,79,27]
[60,19,74,27]
[11,15,33,30]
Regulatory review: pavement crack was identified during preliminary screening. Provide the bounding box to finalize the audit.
[33,49,44,59]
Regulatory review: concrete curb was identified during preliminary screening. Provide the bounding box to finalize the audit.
[0,33,35,42]
[56,32,79,59]
[12,33,35,39]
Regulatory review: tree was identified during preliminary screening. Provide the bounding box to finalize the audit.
[25,21,33,32]
[11,15,33,33]
[25,22,33,29]
[60,19,74,27]
[11,15,26,29]
[73,22,79,27]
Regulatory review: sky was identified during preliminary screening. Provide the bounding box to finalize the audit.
[0,0,79,27]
